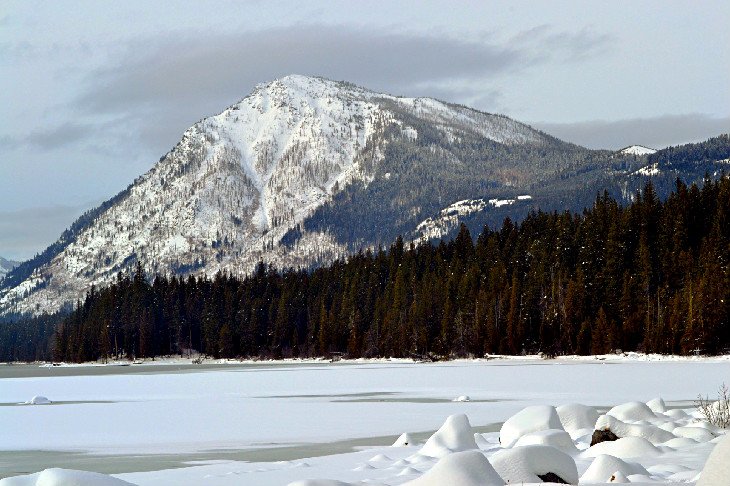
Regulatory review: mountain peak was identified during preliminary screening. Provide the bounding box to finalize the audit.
[0,77,558,316]
[620,145,657,156]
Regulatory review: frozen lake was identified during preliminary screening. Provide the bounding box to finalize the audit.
[1,357,729,483]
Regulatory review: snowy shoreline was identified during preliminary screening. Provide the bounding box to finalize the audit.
[5,351,730,369]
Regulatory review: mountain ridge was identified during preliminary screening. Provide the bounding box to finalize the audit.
[1,76,727,317]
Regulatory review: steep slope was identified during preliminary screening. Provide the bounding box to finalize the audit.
[0,257,19,282]
[1,75,564,316]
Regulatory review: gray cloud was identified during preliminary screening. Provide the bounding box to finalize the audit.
[0,123,96,152]
[27,122,95,150]
[0,204,95,261]
[533,114,730,150]
[67,24,612,154]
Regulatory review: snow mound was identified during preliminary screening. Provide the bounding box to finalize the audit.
[513,429,578,454]
[500,405,563,447]
[695,421,724,434]
[0,469,135,486]
[403,450,503,486]
[665,409,689,419]
[646,397,667,413]
[397,466,421,476]
[581,454,649,483]
[672,426,716,442]
[594,414,675,444]
[393,432,416,447]
[419,414,477,457]
[368,454,391,462]
[557,403,599,436]
[582,436,662,459]
[697,437,730,486]
[452,395,470,402]
[609,471,630,482]
[491,445,578,484]
[663,437,699,448]
[25,395,52,405]
[607,401,657,422]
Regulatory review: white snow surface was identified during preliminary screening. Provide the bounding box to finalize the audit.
[696,433,730,485]
[1,75,547,316]
[594,414,676,444]
[557,403,600,436]
[1,358,729,485]
[402,450,503,486]
[499,404,564,447]
[418,413,477,457]
[413,196,531,242]
[634,162,661,176]
[0,468,134,486]
[490,445,579,484]
[620,145,657,156]
[581,455,649,483]
[513,429,578,454]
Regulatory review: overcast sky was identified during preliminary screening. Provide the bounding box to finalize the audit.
[1,0,729,261]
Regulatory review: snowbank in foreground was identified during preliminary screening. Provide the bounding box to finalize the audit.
[0,469,134,486]
[278,398,726,486]
[696,433,730,485]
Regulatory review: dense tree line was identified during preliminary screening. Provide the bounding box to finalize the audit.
[0,314,57,362]
[49,176,730,363]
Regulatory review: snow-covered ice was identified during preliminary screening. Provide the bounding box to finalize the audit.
[1,357,729,485]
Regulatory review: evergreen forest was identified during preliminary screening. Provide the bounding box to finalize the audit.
[3,175,729,362]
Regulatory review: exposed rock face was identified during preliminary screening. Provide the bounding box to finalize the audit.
[590,428,619,446]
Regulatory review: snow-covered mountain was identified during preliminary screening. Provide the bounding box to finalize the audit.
[0,257,19,282]
[620,145,657,156]
[1,75,561,316]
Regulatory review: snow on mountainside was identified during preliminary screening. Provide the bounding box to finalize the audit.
[413,196,532,242]
[620,145,657,156]
[633,163,661,177]
[0,257,20,282]
[1,75,551,316]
